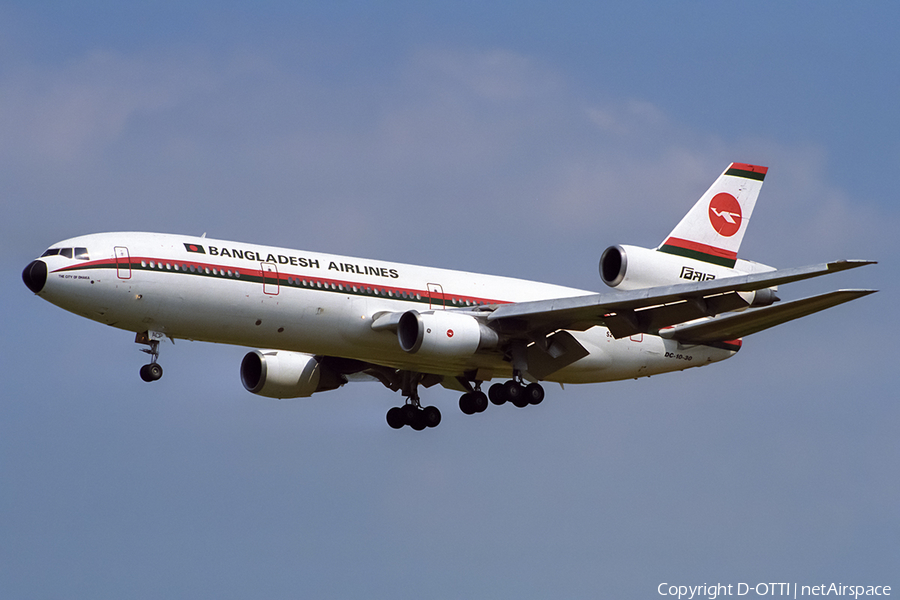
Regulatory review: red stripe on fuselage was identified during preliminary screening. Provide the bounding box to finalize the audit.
[50,256,511,308]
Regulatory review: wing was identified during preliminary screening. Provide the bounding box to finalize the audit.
[370,260,875,381]
[486,260,876,339]
[658,289,876,344]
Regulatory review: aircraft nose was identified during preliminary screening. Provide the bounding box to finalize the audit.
[22,259,48,294]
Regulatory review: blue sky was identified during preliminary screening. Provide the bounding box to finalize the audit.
[2,2,897,598]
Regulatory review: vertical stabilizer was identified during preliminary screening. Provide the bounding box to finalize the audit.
[657,163,767,268]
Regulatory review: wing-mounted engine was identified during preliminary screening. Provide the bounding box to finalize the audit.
[240,350,346,399]
[397,310,499,359]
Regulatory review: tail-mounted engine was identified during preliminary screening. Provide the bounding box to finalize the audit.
[599,244,778,307]
[240,350,345,399]
[600,244,709,290]
[397,310,499,359]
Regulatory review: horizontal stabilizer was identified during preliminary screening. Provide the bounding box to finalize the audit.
[658,289,877,344]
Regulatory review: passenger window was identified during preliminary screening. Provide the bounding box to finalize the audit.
[74,247,90,260]
[41,248,61,257]
[60,248,73,259]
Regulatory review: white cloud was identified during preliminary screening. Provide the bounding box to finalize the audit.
[0,50,228,164]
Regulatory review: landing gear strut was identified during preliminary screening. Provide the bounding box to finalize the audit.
[385,372,441,430]
[136,332,164,382]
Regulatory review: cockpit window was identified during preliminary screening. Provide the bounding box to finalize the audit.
[40,247,90,260]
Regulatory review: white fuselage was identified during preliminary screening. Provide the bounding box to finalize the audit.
[31,232,737,385]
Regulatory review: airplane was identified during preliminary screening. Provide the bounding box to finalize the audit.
[22,163,876,430]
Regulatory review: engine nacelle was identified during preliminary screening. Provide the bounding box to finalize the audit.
[240,350,344,399]
[397,310,498,359]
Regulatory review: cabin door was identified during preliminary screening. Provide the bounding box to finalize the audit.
[427,283,444,309]
[261,262,279,295]
[114,247,131,279]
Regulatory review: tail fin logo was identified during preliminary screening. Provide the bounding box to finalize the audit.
[708,193,742,237]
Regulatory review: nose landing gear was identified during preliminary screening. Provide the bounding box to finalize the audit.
[136,331,166,382]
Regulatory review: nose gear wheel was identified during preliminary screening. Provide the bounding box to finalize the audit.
[136,332,164,382]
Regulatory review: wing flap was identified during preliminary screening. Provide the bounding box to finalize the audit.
[604,291,752,339]
[658,289,877,344]
[525,330,591,379]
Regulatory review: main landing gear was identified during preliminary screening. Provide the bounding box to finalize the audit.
[386,372,442,431]
[458,374,545,416]
[383,371,545,430]
[136,332,164,382]
[386,404,442,431]
[487,379,544,408]
[460,377,544,415]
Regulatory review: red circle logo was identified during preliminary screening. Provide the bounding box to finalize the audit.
[447,329,454,338]
[708,193,742,237]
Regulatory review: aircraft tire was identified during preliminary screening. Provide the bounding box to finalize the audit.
[488,383,507,405]
[140,363,163,382]
[422,406,442,428]
[459,393,477,415]
[401,404,418,426]
[525,383,544,405]
[505,380,529,408]
[409,410,427,431]
[386,407,405,429]
[472,391,488,413]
